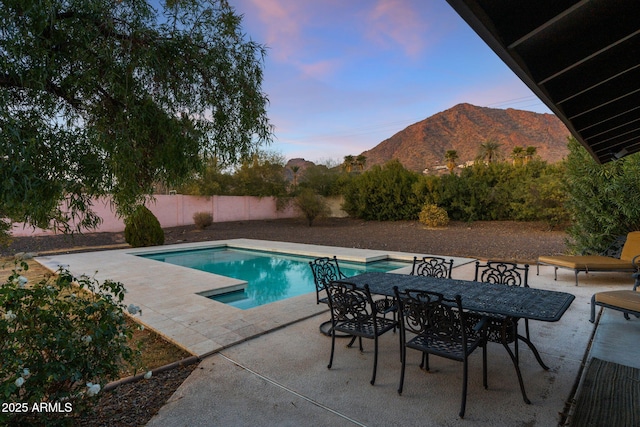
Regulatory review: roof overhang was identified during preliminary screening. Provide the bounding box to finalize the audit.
[447,0,640,163]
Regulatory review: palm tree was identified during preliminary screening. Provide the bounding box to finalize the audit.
[524,146,537,164]
[355,155,367,171]
[477,139,502,164]
[511,146,524,166]
[342,155,355,173]
[445,150,459,173]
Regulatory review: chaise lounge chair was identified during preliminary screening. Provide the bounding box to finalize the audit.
[537,231,640,286]
[590,270,640,323]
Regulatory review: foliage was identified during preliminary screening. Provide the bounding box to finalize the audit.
[411,159,567,227]
[437,162,514,221]
[476,139,503,163]
[294,189,331,226]
[0,0,272,242]
[509,161,567,228]
[444,150,459,173]
[177,158,235,196]
[193,212,213,230]
[1,255,141,425]
[124,206,165,248]
[564,137,640,253]
[298,164,343,197]
[418,204,449,228]
[342,160,421,220]
[230,151,288,197]
[341,155,366,173]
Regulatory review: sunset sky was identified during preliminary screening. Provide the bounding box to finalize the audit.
[230,0,552,163]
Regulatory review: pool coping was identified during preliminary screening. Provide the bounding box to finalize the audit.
[35,239,475,357]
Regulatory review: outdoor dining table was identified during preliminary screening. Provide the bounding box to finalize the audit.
[344,271,576,404]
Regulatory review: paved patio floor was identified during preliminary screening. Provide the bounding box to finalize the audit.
[35,240,639,426]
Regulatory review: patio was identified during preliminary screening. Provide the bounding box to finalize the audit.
[36,240,639,426]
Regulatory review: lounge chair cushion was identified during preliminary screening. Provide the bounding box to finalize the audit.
[594,290,640,313]
[620,231,640,261]
[537,255,633,271]
[538,231,640,272]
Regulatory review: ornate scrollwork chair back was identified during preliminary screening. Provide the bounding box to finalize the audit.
[411,256,454,279]
[474,261,529,288]
[309,256,346,305]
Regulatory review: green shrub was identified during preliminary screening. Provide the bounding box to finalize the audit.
[564,137,640,253]
[294,188,330,226]
[342,160,421,221]
[124,205,165,247]
[193,211,213,229]
[419,204,449,228]
[1,254,141,425]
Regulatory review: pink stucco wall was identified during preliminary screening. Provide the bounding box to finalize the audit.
[10,195,298,237]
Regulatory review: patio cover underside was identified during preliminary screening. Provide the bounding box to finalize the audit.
[447,0,640,164]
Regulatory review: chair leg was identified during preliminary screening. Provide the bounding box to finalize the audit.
[346,335,357,348]
[459,359,468,418]
[328,329,336,369]
[371,336,378,385]
[590,295,598,323]
[482,343,488,389]
[398,327,407,394]
[398,346,407,395]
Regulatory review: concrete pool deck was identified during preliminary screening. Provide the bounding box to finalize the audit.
[35,239,640,425]
[35,239,474,357]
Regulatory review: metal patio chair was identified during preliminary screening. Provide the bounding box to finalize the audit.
[394,286,488,418]
[309,256,396,334]
[325,281,397,386]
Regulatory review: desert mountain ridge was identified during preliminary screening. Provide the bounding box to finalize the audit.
[358,103,571,172]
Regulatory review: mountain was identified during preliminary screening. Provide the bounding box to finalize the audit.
[360,103,571,172]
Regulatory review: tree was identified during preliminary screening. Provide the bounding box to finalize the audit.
[298,164,342,196]
[444,150,459,173]
[355,155,367,171]
[524,146,537,164]
[294,188,330,226]
[177,157,235,196]
[511,146,524,166]
[476,139,503,164]
[564,137,640,253]
[0,0,272,242]
[231,151,288,197]
[342,155,355,173]
[342,160,421,221]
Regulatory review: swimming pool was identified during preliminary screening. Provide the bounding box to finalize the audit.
[140,247,410,309]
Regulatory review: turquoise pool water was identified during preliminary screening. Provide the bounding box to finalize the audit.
[140,247,409,309]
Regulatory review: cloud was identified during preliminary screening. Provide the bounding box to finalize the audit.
[246,0,307,60]
[298,59,343,80]
[364,0,428,58]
